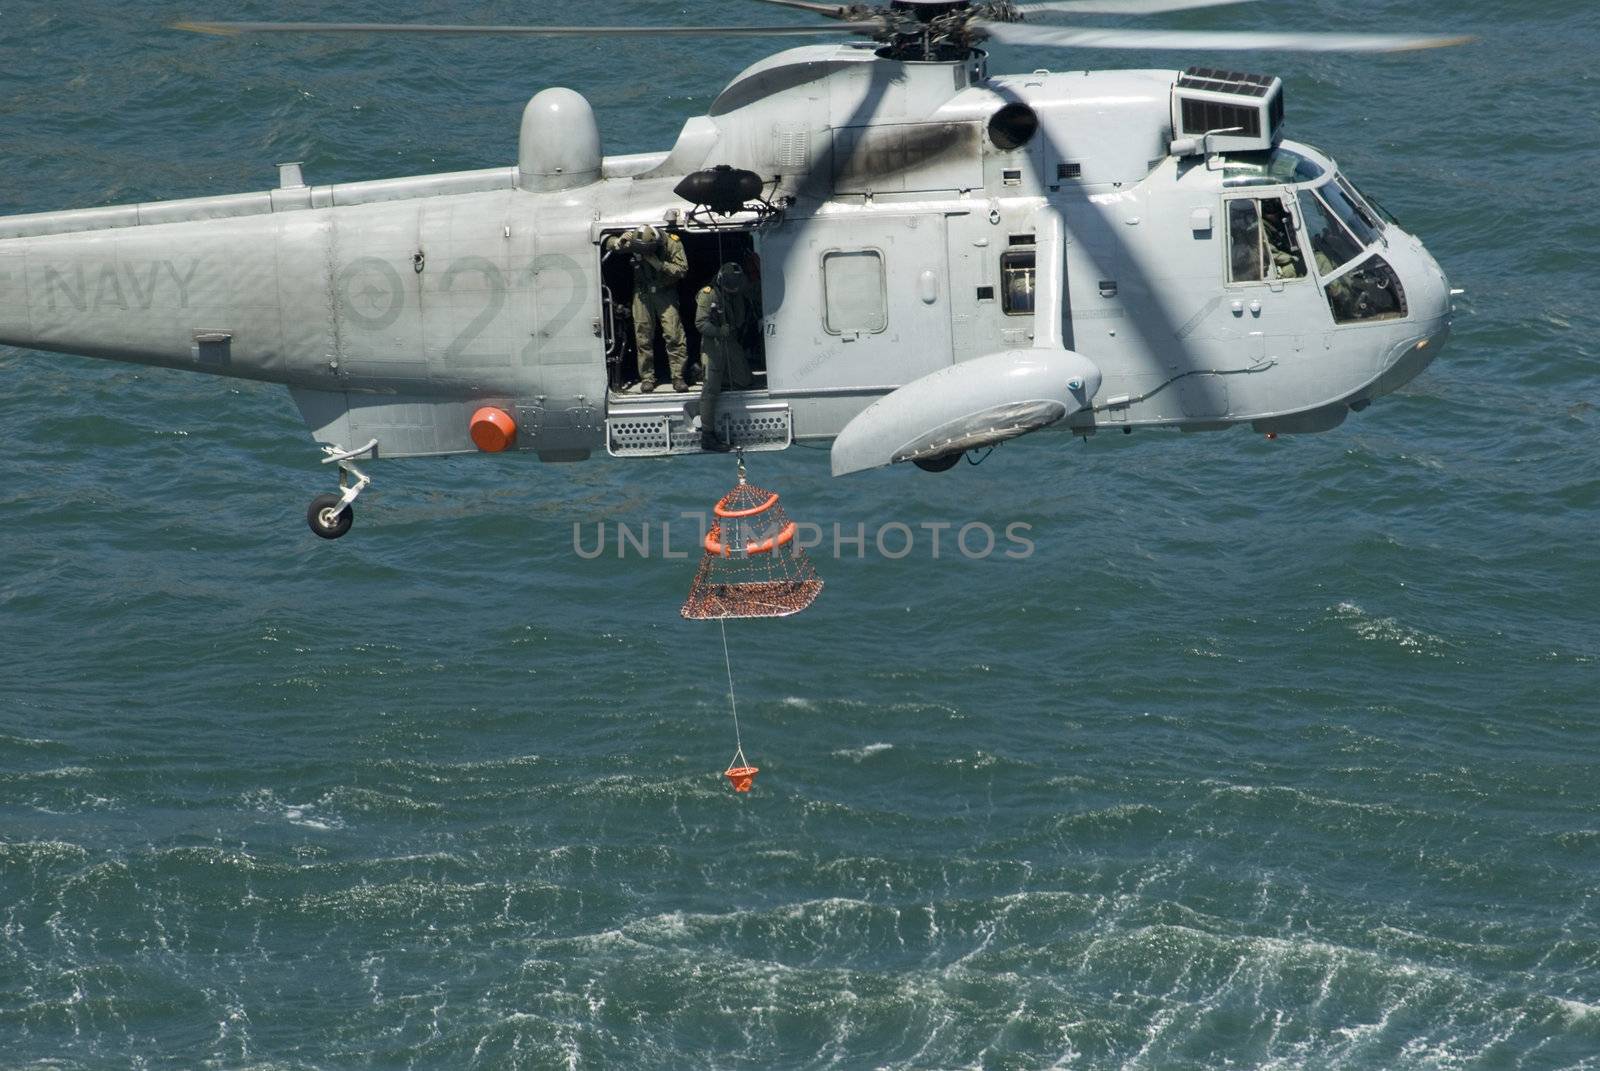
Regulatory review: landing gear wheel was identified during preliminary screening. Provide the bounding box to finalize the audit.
[913,452,962,473]
[307,494,354,540]
[309,438,376,540]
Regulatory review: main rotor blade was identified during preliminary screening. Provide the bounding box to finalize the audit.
[748,0,857,19]
[984,23,1474,52]
[174,20,875,39]
[1022,0,1261,16]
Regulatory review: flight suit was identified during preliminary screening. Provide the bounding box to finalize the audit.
[1263,206,1303,280]
[627,229,689,390]
[735,252,766,365]
[695,264,756,448]
[1316,249,1356,317]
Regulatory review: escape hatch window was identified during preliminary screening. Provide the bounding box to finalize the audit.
[1222,145,1324,188]
[1001,250,1036,315]
[822,249,887,335]
[1227,196,1305,284]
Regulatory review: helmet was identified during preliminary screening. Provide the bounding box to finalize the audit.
[714,262,747,294]
[637,224,659,244]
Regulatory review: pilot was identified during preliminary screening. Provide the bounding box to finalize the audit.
[695,262,756,452]
[1261,200,1303,280]
[1316,247,1356,315]
[607,225,689,392]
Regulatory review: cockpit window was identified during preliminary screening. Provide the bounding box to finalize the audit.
[1222,146,1326,188]
[1321,179,1381,247]
[1333,177,1383,233]
[1228,197,1306,283]
[1339,175,1400,227]
[1262,199,1306,279]
[1297,188,1364,275]
[1324,254,1407,324]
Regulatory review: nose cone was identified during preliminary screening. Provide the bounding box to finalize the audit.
[1411,238,1453,329]
[1369,234,1453,398]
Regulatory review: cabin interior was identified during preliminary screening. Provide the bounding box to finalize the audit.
[599,227,767,396]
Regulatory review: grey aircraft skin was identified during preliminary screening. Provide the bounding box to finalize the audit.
[0,32,1455,533]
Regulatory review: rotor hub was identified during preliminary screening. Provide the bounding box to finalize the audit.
[888,0,973,21]
[868,1,1022,60]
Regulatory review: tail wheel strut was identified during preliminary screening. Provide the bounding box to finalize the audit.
[307,439,377,540]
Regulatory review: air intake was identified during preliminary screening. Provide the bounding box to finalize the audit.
[1171,67,1284,156]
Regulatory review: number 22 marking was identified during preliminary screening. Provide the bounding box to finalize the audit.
[438,254,587,366]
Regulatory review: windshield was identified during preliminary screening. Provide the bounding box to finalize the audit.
[1297,188,1365,275]
[1223,146,1326,188]
[1320,179,1381,246]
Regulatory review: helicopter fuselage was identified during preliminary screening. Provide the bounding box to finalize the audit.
[0,42,1451,474]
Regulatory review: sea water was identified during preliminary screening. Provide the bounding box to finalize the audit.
[2,1,1598,1066]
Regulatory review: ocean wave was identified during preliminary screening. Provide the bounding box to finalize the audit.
[832,742,894,762]
[1330,602,1452,658]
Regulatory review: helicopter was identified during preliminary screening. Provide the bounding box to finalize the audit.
[0,0,1469,539]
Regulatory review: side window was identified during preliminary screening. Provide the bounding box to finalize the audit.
[1228,199,1263,282]
[822,249,887,335]
[1001,251,1036,315]
[1228,197,1306,283]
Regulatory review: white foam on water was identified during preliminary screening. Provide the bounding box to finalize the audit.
[320,785,440,816]
[1200,779,1415,820]
[0,839,90,865]
[12,765,94,780]
[1554,997,1600,1021]
[832,742,893,762]
[280,807,333,831]
[242,787,344,831]
[1331,601,1450,657]
[0,733,61,749]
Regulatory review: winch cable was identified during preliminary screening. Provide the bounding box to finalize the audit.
[719,617,749,775]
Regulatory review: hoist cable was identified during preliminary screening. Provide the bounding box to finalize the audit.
[719,617,744,762]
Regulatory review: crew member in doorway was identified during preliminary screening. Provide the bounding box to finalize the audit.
[738,249,765,364]
[1262,199,1305,280]
[695,262,756,452]
[607,225,689,391]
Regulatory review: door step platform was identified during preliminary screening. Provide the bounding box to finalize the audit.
[605,394,793,457]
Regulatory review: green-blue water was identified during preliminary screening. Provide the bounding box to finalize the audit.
[3,2,1598,1067]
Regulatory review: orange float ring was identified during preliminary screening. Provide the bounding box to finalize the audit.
[469,406,517,452]
[703,521,797,557]
[714,492,779,519]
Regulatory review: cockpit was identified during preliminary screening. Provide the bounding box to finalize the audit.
[1219,143,1410,326]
